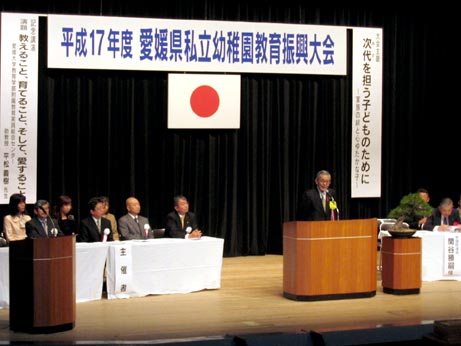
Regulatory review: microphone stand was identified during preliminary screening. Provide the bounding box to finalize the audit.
[39,206,58,237]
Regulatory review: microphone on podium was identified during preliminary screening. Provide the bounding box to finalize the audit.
[144,224,151,239]
[102,228,110,242]
[326,190,340,220]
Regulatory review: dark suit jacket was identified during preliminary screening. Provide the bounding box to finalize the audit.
[25,216,64,238]
[165,211,198,238]
[423,209,461,230]
[78,217,113,242]
[118,214,151,240]
[297,188,338,221]
[405,214,428,230]
[58,217,78,236]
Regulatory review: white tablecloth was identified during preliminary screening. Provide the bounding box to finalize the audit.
[74,242,110,302]
[106,236,225,299]
[379,230,461,281]
[0,248,9,309]
[0,242,109,309]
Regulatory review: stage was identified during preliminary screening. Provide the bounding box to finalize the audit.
[0,254,460,345]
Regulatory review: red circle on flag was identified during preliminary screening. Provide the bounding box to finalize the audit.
[190,85,220,118]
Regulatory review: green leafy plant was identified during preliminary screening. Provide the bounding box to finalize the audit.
[388,192,433,226]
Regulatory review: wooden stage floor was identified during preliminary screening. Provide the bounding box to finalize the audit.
[0,254,460,345]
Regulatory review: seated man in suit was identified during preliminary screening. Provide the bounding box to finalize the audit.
[26,199,64,238]
[414,188,432,229]
[165,195,202,239]
[118,196,152,240]
[423,197,461,231]
[101,196,120,241]
[78,196,113,242]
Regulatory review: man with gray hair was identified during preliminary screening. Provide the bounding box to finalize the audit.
[423,197,461,231]
[26,199,64,238]
[297,170,339,221]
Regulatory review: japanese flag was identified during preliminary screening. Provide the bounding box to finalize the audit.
[168,73,241,129]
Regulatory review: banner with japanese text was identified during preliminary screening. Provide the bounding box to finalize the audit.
[47,14,347,75]
[0,13,39,204]
[351,27,383,198]
[1,12,385,203]
[107,243,135,299]
[443,233,461,277]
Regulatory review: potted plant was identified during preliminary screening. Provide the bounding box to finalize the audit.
[387,192,433,229]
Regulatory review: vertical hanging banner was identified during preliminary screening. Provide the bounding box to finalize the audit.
[108,243,135,299]
[168,73,241,129]
[443,233,461,277]
[0,13,39,204]
[351,27,383,198]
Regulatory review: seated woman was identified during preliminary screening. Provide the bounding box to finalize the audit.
[54,195,78,236]
[3,193,31,243]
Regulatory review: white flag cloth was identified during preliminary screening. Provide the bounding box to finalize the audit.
[168,73,241,129]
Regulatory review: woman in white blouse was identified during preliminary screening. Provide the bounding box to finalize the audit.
[3,193,31,242]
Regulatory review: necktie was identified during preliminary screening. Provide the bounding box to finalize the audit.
[322,193,326,212]
[444,217,449,225]
[135,216,143,237]
[96,219,101,232]
[181,215,184,229]
[41,219,48,236]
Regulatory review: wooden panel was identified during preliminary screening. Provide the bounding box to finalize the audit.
[33,236,74,259]
[381,236,421,290]
[9,235,76,332]
[283,219,377,299]
[33,257,75,327]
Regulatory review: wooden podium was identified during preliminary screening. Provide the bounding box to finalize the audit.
[9,236,76,333]
[283,219,377,301]
[381,236,421,294]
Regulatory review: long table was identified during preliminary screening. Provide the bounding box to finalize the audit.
[106,236,225,299]
[1,236,225,307]
[0,242,109,309]
[379,230,461,281]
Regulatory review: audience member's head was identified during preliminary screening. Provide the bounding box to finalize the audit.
[88,197,105,219]
[33,199,50,219]
[416,188,430,203]
[126,197,141,216]
[174,195,189,216]
[438,197,454,217]
[7,193,27,216]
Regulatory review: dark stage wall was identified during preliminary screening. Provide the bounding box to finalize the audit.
[0,3,458,256]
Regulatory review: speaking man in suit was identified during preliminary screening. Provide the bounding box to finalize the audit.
[78,196,113,242]
[165,195,202,239]
[26,199,64,238]
[297,170,339,221]
[118,196,152,240]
